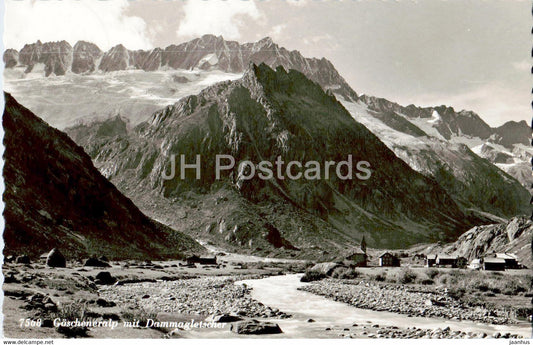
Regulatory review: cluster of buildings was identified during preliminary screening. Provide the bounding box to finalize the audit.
[338,236,522,272]
[343,235,522,271]
[345,237,402,267]
[425,253,520,271]
[425,254,466,268]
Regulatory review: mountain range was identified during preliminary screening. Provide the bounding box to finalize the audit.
[357,95,532,188]
[339,98,530,220]
[65,63,491,255]
[4,35,357,101]
[3,92,203,259]
[4,37,529,191]
[3,36,531,257]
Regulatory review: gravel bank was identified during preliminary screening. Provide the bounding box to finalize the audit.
[100,276,291,319]
[330,324,523,339]
[299,279,514,324]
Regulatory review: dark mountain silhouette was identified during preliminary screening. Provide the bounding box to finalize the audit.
[3,92,203,259]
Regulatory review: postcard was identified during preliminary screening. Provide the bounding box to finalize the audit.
[1,0,531,341]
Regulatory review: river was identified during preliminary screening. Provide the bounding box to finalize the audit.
[239,274,532,338]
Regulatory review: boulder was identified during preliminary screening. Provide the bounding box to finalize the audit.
[230,320,283,335]
[205,314,243,323]
[84,257,111,267]
[95,298,116,307]
[309,262,344,276]
[425,298,446,307]
[41,319,54,328]
[46,248,66,267]
[94,271,116,285]
[15,255,30,264]
[4,272,19,283]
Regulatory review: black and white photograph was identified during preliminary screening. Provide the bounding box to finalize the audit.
[1,0,532,341]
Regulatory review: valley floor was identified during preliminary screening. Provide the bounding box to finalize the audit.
[2,259,531,339]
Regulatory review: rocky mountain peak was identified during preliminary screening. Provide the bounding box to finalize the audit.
[72,41,102,73]
[256,36,274,46]
[17,40,73,76]
[492,120,531,148]
[3,49,19,68]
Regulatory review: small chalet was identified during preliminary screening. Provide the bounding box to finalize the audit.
[483,257,506,271]
[425,254,437,267]
[345,236,367,267]
[379,252,400,267]
[186,255,217,265]
[467,258,482,270]
[495,253,518,269]
[436,255,456,267]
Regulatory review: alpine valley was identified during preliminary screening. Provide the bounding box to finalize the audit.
[3,35,531,259]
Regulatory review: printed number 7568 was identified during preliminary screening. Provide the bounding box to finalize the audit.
[19,318,42,328]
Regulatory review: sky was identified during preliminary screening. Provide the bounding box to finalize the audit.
[3,0,531,127]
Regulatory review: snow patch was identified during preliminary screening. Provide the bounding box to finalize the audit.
[198,54,219,67]
[428,110,441,124]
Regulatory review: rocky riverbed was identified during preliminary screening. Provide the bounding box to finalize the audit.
[329,323,523,339]
[100,276,291,319]
[299,279,514,325]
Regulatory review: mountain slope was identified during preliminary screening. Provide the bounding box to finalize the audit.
[422,216,532,268]
[360,95,493,140]
[340,100,530,219]
[358,95,532,188]
[2,92,203,259]
[66,64,482,255]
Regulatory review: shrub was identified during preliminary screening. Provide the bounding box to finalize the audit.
[474,282,489,292]
[55,301,88,320]
[252,262,265,270]
[426,269,439,279]
[515,307,533,320]
[448,287,466,299]
[436,274,448,285]
[304,261,315,269]
[300,271,327,282]
[285,263,307,273]
[121,305,157,327]
[375,273,386,282]
[54,301,90,338]
[397,269,417,284]
[331,267,358,279]
[503,280,526,295]
[419,278,435,285]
